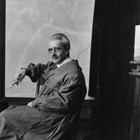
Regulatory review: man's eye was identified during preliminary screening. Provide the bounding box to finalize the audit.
[48,47,62,54]
[48,48,52,53]
[55,47,61,52]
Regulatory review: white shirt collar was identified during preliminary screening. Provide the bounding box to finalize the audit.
[56,57,72,68]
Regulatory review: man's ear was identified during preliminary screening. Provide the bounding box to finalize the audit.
[66,51,68,55]
[65,49,69,56]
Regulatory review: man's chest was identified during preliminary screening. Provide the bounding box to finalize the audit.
[40,68,67,87]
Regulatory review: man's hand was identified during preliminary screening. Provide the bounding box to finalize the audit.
[27,101,33,107]
[13,68,26,86]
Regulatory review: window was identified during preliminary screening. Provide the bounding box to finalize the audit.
[5,0,95,98]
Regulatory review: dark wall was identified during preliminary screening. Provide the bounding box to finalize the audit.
[89,0,137,139]
[90,0,137,96]
[136,0,140,25]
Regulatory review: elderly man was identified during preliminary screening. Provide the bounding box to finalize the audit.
[0,33,87,140]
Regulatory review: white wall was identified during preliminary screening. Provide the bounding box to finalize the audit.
[5,0,95,97]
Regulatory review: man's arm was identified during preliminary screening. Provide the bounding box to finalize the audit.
[13,63,46,107]
[58,72,87,111]
[13,63,41,85]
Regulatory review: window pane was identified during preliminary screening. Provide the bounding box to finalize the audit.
[5,0,95,97]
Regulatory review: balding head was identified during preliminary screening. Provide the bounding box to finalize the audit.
[50,33,70,53]
[48,33,71,64]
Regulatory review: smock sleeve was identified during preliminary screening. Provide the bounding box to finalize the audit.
[25,63,44,82]
[25,61,54,83]
[58,72,87,111]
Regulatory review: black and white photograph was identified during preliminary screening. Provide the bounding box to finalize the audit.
[0,0,139,140]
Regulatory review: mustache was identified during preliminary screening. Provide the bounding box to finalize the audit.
[51,56,59,59]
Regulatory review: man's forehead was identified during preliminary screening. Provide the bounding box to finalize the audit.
[49,40,63,47]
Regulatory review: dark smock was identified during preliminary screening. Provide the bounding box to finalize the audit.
[0,60,87,140]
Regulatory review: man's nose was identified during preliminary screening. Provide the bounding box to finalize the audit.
[52,49,57,55]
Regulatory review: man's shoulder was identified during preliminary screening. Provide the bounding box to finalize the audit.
[62,60,84,78]
[65,60,82,72]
